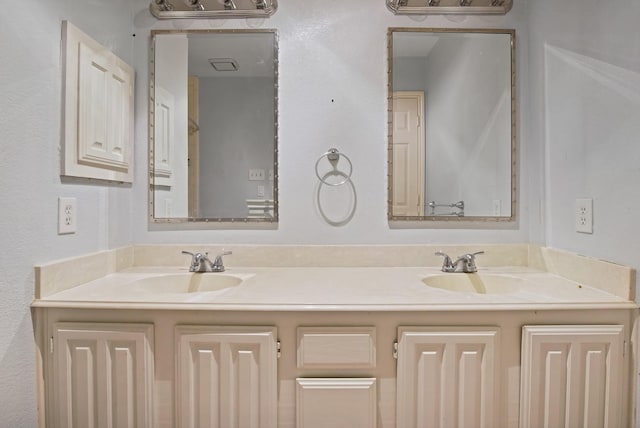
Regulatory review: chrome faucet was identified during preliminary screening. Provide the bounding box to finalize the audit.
[435,251,484,273]
[182,250,232,272]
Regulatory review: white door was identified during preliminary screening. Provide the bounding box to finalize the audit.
[396,326,499,428]
[188,76,200,217]
[392,91,425,216]
[520,325,625,428]
[175,326,278,428]
[52,323,154,428]
[154,86,175,187]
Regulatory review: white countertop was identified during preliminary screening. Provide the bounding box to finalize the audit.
[32,265,636,312]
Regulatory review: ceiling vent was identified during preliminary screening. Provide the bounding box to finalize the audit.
[208,58,239,72]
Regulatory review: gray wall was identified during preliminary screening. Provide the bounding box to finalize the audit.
[393,35,512,216]
[198,76,275,218]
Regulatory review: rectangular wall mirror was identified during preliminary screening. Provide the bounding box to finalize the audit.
[150,29,278,223]
[388,28,516,222]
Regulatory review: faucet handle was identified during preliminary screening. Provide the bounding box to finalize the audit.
[435,251,456,272]
[182,251,208,271]
[461,251,484,273]
[212,250,232,272]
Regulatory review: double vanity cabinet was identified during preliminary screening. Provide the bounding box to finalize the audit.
[32,245,638,427]
[34,307,635,428]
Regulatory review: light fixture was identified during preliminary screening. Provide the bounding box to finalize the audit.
[386,0,512,15]
[187,0,205,10]
[149,0,278,19]
[155,0,174,11]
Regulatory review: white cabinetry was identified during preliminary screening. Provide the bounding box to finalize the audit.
[520,324,625,428]
[62,21,134,183]
[396,326,500,428]
[52,323,154,428]
[36,308,635,428]
[175,326,278,428]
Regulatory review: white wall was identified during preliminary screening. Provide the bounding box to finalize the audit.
[527,4,640,422]
[0,0,136,425]
[528,0,640,290]
[134,0,534,243]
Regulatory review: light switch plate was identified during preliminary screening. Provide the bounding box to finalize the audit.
[575,198,593,234]
[58,197,77,234]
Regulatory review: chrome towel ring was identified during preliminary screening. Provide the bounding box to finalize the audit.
[315,148,353,186]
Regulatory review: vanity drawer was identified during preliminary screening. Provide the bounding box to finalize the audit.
[297,327,376,369]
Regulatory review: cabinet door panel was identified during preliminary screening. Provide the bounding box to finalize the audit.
[53,323,154,428]
[396,327,499,428]
[176,326,278,428]
[520,325,624,428]
[77,39,132,170]
[67,341,98,428]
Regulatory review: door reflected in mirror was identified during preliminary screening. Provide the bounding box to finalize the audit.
[150,30,278,223]
[388,28,516,221]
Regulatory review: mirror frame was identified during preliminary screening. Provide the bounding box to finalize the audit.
[149,29,279,224]
[387,27,517,223]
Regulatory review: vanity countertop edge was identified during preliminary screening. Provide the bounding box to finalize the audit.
[31,244,638,312]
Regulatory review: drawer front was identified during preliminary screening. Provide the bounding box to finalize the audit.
[297,327,376,369]
[296,378,377,428]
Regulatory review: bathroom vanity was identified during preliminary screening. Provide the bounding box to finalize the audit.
[32,245,638,428]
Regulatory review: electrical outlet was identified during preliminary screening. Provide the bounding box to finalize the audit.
[249,169,265,181]
[575,198,593,234]
[58,197,77,234]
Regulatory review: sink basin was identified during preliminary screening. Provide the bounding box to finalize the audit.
[422,274,522,294]
[131,273,242,293]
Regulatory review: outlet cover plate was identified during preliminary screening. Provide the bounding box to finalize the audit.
[58,197,77,234]
[575,198,593,234]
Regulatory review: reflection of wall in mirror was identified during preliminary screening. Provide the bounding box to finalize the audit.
[198,76,275,218]
[394,34,511,217]
[154,34,189,218]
